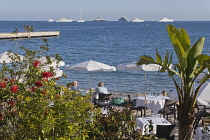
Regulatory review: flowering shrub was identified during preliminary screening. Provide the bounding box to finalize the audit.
[0,39,99,139]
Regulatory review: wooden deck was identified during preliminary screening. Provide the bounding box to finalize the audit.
[0,31,60,40]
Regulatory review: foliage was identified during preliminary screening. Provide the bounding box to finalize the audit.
[137,24,210,139]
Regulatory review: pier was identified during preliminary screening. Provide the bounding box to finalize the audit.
[0,31,60,40]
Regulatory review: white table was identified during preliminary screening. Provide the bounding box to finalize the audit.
[136,96,170,113]
[194,126,210,140]
[136,117,171,135]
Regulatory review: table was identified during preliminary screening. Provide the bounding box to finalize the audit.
[136,96,170,113]
[136,117,171,135]
[194,126,210,140]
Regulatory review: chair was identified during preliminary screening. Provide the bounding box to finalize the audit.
[156,125,176,140]
[158,99,177,122]
[94,93,112,108]
[126,94,146,117]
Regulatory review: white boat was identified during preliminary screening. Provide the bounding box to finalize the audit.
[47,19,54,22]
[157,17,174,22]
[56,17,73,22]
[131,17,144,22]
[77,9,85,22]
[94,17,106,22]
[118,16,129,22]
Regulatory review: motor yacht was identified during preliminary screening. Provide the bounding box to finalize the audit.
[118,16,129,22]
[157,17,174,22]
[56,17,73,22]
[94,17,106,22]
[47,19,54,22]
[131,17,144,22]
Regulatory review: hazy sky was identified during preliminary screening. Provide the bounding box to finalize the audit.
[1,0,210,21]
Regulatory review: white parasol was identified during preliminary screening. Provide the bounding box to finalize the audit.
[118,62,165,115]
[67,60,116,88]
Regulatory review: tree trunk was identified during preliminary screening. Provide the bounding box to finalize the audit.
[177,99,195,140]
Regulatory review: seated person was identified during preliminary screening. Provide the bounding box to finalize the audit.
[162,90,167,96]
[95,82,108,94]
[70,81,79,91]
[91,82,108,102]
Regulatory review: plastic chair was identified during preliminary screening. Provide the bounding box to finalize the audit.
[94,93,112,108]
[158,99,177,122]
[126,94,146,117]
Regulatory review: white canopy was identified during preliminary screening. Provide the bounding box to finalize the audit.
[69,60,116,72]
[168,82,210,106]
[117,62,162,71]
[68,60,116,88]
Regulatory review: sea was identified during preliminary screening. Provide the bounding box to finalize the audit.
[0,21,210,97]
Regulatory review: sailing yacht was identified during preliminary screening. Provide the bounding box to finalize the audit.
[77,9,85,22]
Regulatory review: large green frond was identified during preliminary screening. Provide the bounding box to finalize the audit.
[167,25,190,68]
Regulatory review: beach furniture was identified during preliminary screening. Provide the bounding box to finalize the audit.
[94,93,112,108]
[194,126,210,140]
[156,125,176,140]
[158,99,177,122]
[126,94,146,117]
[136,117,171,135]
[136,95,170,116]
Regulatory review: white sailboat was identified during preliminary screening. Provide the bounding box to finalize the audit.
[77,9,85,22]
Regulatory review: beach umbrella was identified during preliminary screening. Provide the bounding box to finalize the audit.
[117,62,165,115]
[37,56,65,67]
[118,62,162,93]
[67,60,116,88]
[169,82,210,106]
[0,51,24,63]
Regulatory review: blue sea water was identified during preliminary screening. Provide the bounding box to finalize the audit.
[0,21,210,96]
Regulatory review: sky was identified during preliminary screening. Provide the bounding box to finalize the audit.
[0,0,210,21]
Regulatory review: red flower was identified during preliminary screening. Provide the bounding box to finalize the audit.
[55,77,60,80]
[0,113,3,121]
[42,72,54,78]
[35,81,43,87]
[42,89,47,96]
[10,78,15,83]
[0,81,7,88]
[10,85,18,93]
[8,101,15,106]
[4,78,9,81]
[32,87,37,91]
[55,94,59,98]
[42,79,49,82]
[33,60,40,68]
